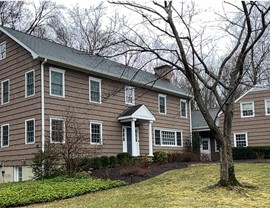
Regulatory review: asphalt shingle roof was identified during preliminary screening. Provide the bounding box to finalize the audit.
[0,26,191,98]
[191,108,220,130]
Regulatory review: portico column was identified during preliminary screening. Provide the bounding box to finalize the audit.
[148,121,154,156]
[131,119,137,156]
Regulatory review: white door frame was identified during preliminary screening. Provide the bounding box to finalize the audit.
[122,126,140,156]
[200,138,211,161]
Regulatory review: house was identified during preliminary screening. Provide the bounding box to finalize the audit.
[192,85,270,161]
[0,26,192,182]
[191,108,220,161]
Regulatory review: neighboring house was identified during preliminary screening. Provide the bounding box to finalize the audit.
[220,85,270,149]
[191,108,220,161]
[192,85,270,161]
[0,26,192,182]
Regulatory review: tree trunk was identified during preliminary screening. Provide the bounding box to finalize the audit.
[218,135,241,187]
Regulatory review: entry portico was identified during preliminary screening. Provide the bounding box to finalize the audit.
[118,104,156,156]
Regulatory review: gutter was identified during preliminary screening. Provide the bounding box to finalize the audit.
[41,58,47,153]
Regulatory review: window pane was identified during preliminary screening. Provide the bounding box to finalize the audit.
[159,97,165,113]
[242,103,253,116]
[51,119,64,143]
[2,125,9,146]
[90,80,100,102]
[267,101,270,114]
[161,131,175,146]
[181,101,186,117]
[155,130,161,145]
[26,120,34,143]
[27,71,34,96]
[51,71,63,96]
[235,134,246,147]
[0,42,6,60]
[2,81,9,103]
[125,87,134,104]
[176,132,182,146]
[91,123,101,144]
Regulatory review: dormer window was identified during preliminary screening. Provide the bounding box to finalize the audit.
[0,42,6,60]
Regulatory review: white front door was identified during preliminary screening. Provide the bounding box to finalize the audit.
[200,138,211,161]
[122,127,140,156]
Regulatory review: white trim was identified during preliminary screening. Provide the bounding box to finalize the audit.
[0,41,6,60]
[154,127,183,147]
[180,99,187,118]
[13,166,22,182]
[233,132,248,147]
[25,69,35,98]
[90,121,103,145]
[240,101,255,118]
[1,123,9,148]
[265,99,270,116]
[89,76,102,104]
[1,79,10,105]
[41,59,47,152]
[25,118,35,144]
[49,67,65,98]
[158,94,167,115]
[125,86,135,105]
[50,116,65,144]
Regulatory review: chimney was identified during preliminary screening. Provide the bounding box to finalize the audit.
[154,65,173,82]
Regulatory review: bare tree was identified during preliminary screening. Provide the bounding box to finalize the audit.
[110,1,270,187]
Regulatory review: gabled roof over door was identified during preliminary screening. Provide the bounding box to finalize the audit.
[118,104,155,122]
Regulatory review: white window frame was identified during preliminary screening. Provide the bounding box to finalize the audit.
[50,117,65,144]
[154,128,183,147]
[90,121,103,145]
[265,99,270,116]
[1,123,9,148]
[25,70,35,98]
[0,41,6,60]
[233,132,248,147]
[1,79,10,105]
[158,94,167,115]
[125,86,135,105]
[89,77,102,104]
[49,67,65,98]
[240,101,255,118]
[214,139,219,152]
[25,118,35,144]
[180,99,187,118]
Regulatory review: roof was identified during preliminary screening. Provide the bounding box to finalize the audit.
[0,26,191,98]
[118,104,155,121]
[191,108,220,131]
[235,84,270,103]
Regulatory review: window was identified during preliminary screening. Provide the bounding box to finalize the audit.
[50,117,65,143]
[125,86,135,105]
[0,42,6,60]
[50,67,65,97]
[180,99,187,117]
[1,80,9,104]
[1,124,9,147]
[90,122,102,144]
[25,119,35,144]
[234,133,248,147]
[214,139,219,152]
[25,70,35,97]
[89,77,101,103]
[13,167,22,182]
[240,102,254,117]
[158,94,167,114]
[265,100,270,115]
[154,128,182,147]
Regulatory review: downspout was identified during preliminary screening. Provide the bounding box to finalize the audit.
[189,99,193,148]
[41,58,47,153]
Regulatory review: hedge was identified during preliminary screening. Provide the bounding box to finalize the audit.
[232,146,270,160]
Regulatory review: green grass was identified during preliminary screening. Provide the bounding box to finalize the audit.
[0,176,125,207]
[25,163,270,208]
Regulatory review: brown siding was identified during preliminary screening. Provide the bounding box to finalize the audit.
[43,64,191,156]
[220,89,270,147]
[0,35,41,166]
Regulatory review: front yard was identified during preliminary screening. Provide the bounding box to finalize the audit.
[24,162,270,208]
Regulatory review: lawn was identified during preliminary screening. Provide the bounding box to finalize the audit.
[25,163,270,208]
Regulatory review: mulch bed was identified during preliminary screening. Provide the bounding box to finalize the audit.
[91,162,189,185]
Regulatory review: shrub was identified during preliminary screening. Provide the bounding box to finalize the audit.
[78,157,92,171]
[233,146,270,160]
[170,152,182,162]
[156,151,168,164]
[117,153,133,166]
[100,156,110,168]
[90,157,102,169]
[180,152,195,162]
[109,156,118,168]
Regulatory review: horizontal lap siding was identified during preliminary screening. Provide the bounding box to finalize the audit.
[220,90,270,147]
[43,65,191,156]
[0,35,41,166]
